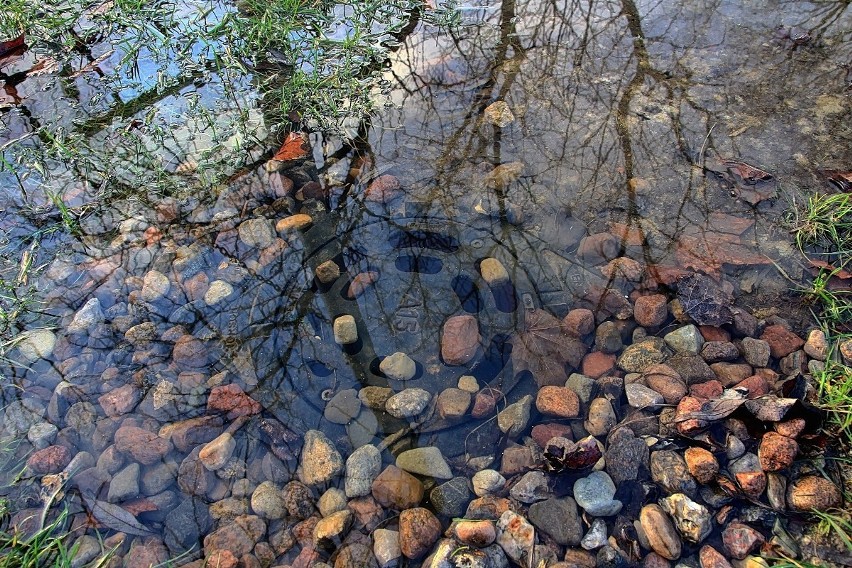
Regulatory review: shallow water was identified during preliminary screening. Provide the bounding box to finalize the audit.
[0,0,851,564]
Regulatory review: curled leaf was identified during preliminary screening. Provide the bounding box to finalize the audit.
[84,497,153,536]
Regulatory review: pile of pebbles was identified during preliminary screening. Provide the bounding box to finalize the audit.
[3,151,847,568]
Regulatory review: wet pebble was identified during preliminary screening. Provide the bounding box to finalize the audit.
[238,218,275,248]
[396,446,453,480]
[441,315,481,365]
[618,339,667,372]
[333,315,358,345]
[472,469,506,497]
[528,497,582,546]
[380,352,417,381]
[299,430,344,486]
[371,465,424,509]
[399,507,441,560]
[496,510,535,565]
[585,397,616,437]
[386,388,430,419]
[786,475,842,511]
[251,481,286,520]
[660,493,712,543]
[313,509,353,548]
[315,260,341,284]
[581,518,609,550]
[758,432,798,471]
[68,298,104,333]
[204,280,233,305]
[650,450,697,497]
[497,395,532,437]
[535,386,580,418]
[509,471,550,504]
[324,389,361,424]
[640,504,681,560]
[664,324,704,354]
[684,447,719,484]
[16,329,57,362]
[721,522,764,560]
[633,294,668,328]
[740,337,770,367]
[107,462,140,502]
[455,519,497,547]
[344,444,381,499]
[625,383,664,409]
[573,471,622,516]
[431,476,472,517]
[436,387,471,419]
[372,528,401,567]
[276,213,312,233]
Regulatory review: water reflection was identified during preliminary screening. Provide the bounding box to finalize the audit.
[0,0,850,564]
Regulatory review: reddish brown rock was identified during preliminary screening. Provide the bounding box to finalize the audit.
[787,475,843,511]
[699,326,731,343]
[581,351,616,378]
[774,418,806,439]
[98,384,142,417]
[634,294,668,328]
[471,388,501,419]
[167,415,223,452]
[684,447,719,484]
[674,397,707,435]
[205,550,238,568]
[710,363,753,387]
[758,432,798,472]
[276,214,312,233]
[207,384,261,419]
[643,364,687,404]
[455,519,497,547]
[562,309,595,337]
[204,515,267,559]
[721,522,764,560]
[760,325,804,359]
[27,445,72,474]
[371,466,423,510]
[562,549,597,568]
[399,508,441,559]
[114,426,172,465]
[733,375,769,399]
[500,446,536,476]
[577,233,619,263]
[182,272,209,302]
[735,471,766,498]
[689,380,723,400]
[465,496,511,520]
[364,174,402,203]
[531,423,573,449]
[348,496,385,532]
[173,335,209,369]
[642,552,672,568]
[347,271,379,299]
[699,545,733,568]
[441,315,481,365]
[535,386,580,418]
[601,257,644,281]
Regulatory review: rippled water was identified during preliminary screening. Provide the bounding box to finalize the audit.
[0,0,850,564]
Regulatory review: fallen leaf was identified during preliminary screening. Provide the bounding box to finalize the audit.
[84,497,153,536]
[676,272,734,326]
[544,436,602,472]
[820,170,852,192]
[0,35,25,60]
[744,396,797,421]
[510,308,586,386]
[808,260,852,279]
[723,159,773,183]
[272,132,310,162]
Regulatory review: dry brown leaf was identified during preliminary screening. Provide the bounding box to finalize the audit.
[510,308,585,387]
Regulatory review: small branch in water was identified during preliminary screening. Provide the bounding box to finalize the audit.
[699,123,717,169]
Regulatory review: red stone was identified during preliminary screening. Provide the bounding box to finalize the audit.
[760,325,804,359]
[531,423,573,449]
[98,384,141,417]
[562,309,595,337]
[441,315,481,365]
[371,466,423,510]
[735,471,767,498]
[733,375,769,399]
[27,445,72,474]
[674,396,707,435]
[699,326,731,343]
[172,335,209,369]
[471,388,500,419]
[114,426,172,465]
[758,432,798,471]
[721,522,765,560]
[774,418,806,439]
[684,447,719,484]
[535,386,580,418]
[689,380,723,400]
[634,294,668,327]
[699,544,733,568]
[581,351,616,378]
[207,384,261,419]
[399,508,441,559]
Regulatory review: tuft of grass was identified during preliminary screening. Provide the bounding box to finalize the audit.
[792,192,852,253]
[812,356,852,444]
